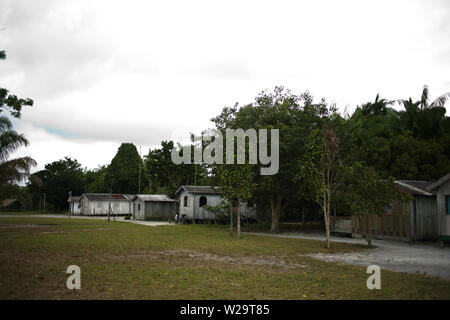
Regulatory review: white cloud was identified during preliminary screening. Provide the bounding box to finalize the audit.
[1,0,449,172]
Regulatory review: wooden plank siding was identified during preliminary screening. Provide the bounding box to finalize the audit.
[351,196,437,241]
[414,196,438,239]
[144,201,176,220]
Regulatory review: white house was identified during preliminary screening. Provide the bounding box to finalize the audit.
[68,196,81,214]
[78,193,132,216]
[174,185,256,222]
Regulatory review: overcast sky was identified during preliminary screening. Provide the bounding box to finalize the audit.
[1,0,449,172]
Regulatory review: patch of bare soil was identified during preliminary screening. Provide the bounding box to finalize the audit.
[114,249,307,270]
[40,228,115,234]
[0,223,50,229]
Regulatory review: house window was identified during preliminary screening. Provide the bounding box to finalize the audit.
[199,196,207,207]
[138,203,141,211]
[184,196,189,207]
[446,195,450,215]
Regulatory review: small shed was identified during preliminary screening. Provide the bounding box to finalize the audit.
[352,180,437,241]
[68,196,81,214]
[132,194,176,220]
[426,173,450,243]
[79,193,132,216]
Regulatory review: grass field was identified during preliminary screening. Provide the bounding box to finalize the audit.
[0,216,449,300]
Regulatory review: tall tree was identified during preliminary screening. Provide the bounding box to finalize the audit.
[297,125,343,248]
[29,157,84,211]
[0,117,36,186]
[144,140,202,195]
[211,87,328,232]
[350,89,450,181]
[220,163,255,238]
[398,85,450,139]
[0,51,36,193]
[83,165,107,193]
[104,143,144,194]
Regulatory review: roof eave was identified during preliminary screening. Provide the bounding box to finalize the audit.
[426,173,450,191]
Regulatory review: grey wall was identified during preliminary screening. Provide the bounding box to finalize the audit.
[412,196,438,239]
[436,179,450,236]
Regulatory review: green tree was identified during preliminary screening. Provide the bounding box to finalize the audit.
[350,90,450,181]
[0,51,33,118]
[83,165,107,193]
[0,117,36,187]
[211,87,328,232]
[0,51,36,193]
[220,163,255,238]
[29,157,84,211]
[297,125,343,248]
[144,140,203,195]
[104,143,144,194]
[342,164,404,247]
[398,85,449,139]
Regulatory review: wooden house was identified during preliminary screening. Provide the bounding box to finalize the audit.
[78,193,132,216]
[352,180,437,241]
[68,196,81,214]
[174,185,256,223]
[0,198,25,212]
[132,194,176,221]
[425,173,450,245]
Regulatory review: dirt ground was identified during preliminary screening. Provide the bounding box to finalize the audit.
[3,215,449,280]
[246,232,450,280]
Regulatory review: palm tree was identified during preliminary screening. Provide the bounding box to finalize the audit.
[361,93,395,116]
[0,116,36,185]
[398,85,450,138]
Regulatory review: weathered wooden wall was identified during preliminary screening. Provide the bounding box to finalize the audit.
[413,196,437,239]
[352,196,437,241]
[81,200,131,215]
[144,201,176,220]
[435,179,450,236]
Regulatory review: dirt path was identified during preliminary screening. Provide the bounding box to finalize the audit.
[246,232,450,280]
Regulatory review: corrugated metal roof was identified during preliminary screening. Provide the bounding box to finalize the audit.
[134,194,175,202]
[395,180,434,196]
[175,185,221,195]
[81,193,129,201]
[122,194,135,201]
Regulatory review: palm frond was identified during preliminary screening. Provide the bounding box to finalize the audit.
[0,156,37,185]
[420,85,429,110]
[430,92,450,108]
[0,116,12,132]
[0,130,29,162]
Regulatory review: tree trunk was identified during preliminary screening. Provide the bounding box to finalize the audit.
[357,216,372,248]
[332,207,336,234]
[229,200,233,236]
[237,202,241,238]
[323,190,331,249]
[270,193,281,233]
